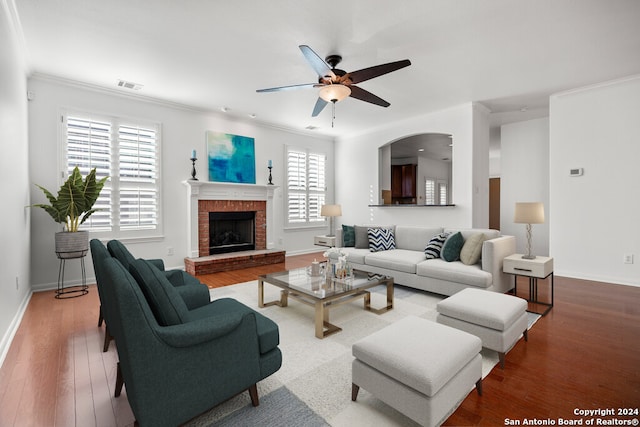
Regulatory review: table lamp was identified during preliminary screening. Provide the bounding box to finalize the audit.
[320,204,342,237]
[514,202,545,259]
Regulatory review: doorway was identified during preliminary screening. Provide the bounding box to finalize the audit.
[489,178,500,230]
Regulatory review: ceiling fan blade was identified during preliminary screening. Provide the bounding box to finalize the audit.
[256,83,319,93]
[349,85,390,107]
[299,45,336,80]
[311,97,329,117]
[346,59,411,84]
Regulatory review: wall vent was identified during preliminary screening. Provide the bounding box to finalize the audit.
[117,79,143,90]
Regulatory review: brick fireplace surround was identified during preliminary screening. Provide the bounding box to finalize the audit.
[197,199,266,256]
[183,181,284,275]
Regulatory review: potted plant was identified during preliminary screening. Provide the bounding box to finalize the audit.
[31,166,108,258]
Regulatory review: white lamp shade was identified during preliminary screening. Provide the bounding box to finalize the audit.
[319,84,351,102]
[514,202,545,224]
[320,204,342,217]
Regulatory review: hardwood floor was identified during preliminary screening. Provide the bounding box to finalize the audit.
[1,252,638,426]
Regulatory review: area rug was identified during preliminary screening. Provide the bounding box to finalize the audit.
[184,281,541,427]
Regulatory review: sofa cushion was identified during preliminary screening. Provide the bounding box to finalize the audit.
[342,224,355,247]
[395,226,443,252]
[425,232,450,259]
[417,258,492,288]
[364,249,426,274]
[441,231,464,262]
[128,259,190,326]
[459,232,486,265]
[368,228,396,252]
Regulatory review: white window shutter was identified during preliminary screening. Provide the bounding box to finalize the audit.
[63,114,160,234]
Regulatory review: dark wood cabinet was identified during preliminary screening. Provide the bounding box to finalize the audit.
[391,164,417,202]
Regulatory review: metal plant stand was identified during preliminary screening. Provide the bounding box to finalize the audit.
[55,249,89,299]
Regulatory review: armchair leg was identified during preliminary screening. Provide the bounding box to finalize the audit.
[103,327,112,352]
[98,306,103,327]
[248,384,259,407]
[115,362,124,398]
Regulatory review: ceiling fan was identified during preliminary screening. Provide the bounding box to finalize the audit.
[257,45,411,125]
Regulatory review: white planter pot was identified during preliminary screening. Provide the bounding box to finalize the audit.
[55,231,89,259]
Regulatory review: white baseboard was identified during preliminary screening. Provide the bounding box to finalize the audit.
[555,270,639,288]
[30,275,97,293]
[0,290,33,369]
[285,247,325,257]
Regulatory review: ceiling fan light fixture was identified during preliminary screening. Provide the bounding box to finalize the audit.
[319,84,351,103]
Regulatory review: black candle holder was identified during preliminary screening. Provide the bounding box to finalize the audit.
[190,157,198,181]
[267,166,273,185]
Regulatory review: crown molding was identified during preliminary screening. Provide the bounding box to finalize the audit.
[28,72,335,142]
[551,74,640,100]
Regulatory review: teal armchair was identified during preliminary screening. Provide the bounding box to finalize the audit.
[107,239,210,310]
[101,257,282,426]
[90,239,122,352]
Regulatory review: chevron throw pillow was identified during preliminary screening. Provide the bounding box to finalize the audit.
[368,228,396,252]
[424,232,450,259]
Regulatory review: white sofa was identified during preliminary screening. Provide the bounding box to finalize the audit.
[338,226,516,296]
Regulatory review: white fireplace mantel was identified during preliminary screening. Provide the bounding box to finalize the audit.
[183,180,278,258]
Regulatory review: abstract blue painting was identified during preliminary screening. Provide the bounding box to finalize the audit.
[206,131,256,184]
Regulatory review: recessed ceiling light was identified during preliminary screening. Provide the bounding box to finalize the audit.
[248,113,256,119]
[221,106,230,113]
[305,125,318,130]
[418,148,425,152]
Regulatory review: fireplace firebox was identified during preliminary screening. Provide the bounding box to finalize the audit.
[209,211,256,255]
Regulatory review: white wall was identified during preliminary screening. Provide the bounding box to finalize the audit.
[550,75,640,287]
[472,104,491,228]
[335,102,490,229]
[500,118,550,256]
[0,1,32,366]
[489,127,502,177]
[27,76,334,290]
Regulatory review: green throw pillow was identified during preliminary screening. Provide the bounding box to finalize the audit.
[459,232,486,265]
[441,231,464,262]
[342,224,355,247]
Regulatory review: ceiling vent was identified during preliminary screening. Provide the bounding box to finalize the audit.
[117,79,143,90]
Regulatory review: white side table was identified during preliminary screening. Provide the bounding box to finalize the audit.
[503,254,554,315]
[314,235,336,247]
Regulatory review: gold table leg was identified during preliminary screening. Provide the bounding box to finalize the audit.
[365,278,394,314]
[259,279,288,308]
[315,300,342,339]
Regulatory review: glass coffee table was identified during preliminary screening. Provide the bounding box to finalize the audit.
[258,267,394,338]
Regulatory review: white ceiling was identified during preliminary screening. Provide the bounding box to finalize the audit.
[13,0,640,138]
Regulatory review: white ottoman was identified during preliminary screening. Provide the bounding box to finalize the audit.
[436,288,528,369]
[352,316,482,427]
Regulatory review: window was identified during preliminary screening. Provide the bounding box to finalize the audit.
[425,179,436,205]
[61,111,161,238]
[425,178,449,205]
[286,147,326,227]
[438,180,448,205]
